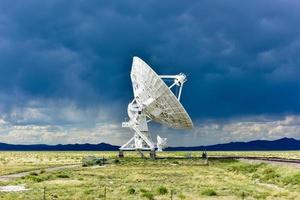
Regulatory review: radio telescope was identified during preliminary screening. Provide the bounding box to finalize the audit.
[120,57,193,158]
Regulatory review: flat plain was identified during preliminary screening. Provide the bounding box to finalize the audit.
[0,151,299,200]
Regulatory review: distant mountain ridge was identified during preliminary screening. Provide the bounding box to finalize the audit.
[0,142,120,151]
[167,137,300,151]
[0,137,299,151]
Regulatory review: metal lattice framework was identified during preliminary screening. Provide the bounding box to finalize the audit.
[120,57,193,154]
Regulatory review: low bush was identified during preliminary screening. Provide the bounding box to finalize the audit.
[25,174,51,183]
[201,188,217,196]
[127,187,135,194]
[56,173,70,178]
[28,176,43,182]
[141,191,155,200]
[140,188,148,193]
[173,161,179,164]
[84,189,93,195]
[82,156,104,167]
[29,172,38,176]
[140,189,155,200]
[260,167,280,182]
[114,159,120,164]
[157,186,168,195]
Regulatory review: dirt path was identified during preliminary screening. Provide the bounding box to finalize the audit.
[0,165,80,182]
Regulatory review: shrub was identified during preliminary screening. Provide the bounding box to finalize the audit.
[141,191,155,200]
[29,172,38,176]
[173,161,179,164]
[26,172,48,182]
[140,189,155,200]
[127,187,135,194]
[157,186,168,195]
[57,174,69,178]
[50,194,58,199]
[202,188,217,196]
[140,188,148,193]
[84,189,93,195]
[33,176,43,182]
[56,173,70,178]
[25,172,53,183]
[26,175,43,182]
[82,156,104,167]
[260,167,280,182]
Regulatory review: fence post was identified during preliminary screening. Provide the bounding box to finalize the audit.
[43,186,46,200]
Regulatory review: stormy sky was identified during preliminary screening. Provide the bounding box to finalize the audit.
[0,0,300,146]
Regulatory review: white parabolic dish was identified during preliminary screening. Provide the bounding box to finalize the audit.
[120,56,193,154]
[131,57,193,129]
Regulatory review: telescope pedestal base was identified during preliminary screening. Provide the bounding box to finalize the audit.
[118,148,156,159]
[120,129,156,159]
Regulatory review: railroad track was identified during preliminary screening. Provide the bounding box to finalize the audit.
[208,156,300,164]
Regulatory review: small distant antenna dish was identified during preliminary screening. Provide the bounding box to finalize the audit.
[120,57,193,158]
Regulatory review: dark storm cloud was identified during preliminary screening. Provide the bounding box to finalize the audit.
[0,0,300,122]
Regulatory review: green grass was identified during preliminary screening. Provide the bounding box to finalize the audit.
[0,151,299,199]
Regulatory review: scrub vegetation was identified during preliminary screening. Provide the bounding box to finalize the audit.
[0,151,299,199]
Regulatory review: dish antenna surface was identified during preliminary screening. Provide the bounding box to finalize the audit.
[120,57,193,158]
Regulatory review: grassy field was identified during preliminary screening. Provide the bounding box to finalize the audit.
[0,151,299,200]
